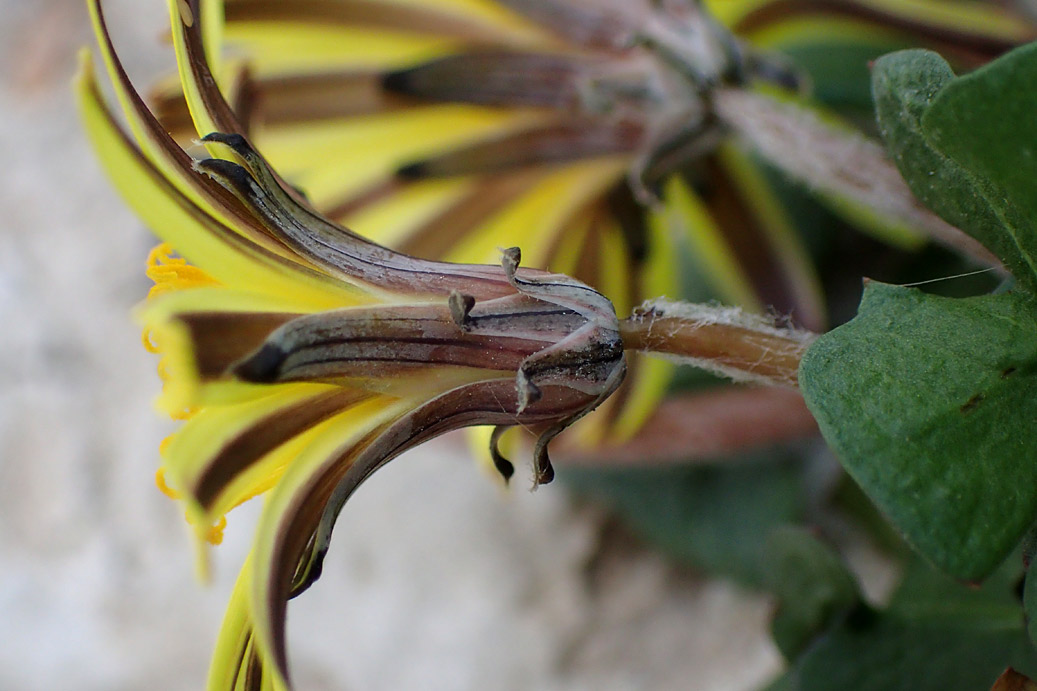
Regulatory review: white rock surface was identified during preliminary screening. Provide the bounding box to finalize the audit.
[0,1,782,689]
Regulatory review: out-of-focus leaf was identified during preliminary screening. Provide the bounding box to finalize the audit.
[830,475,910,557]
[765,527,861,659]
[562,448,809,588]
[797,615,1035,691]
[791,559,1037,691]
[784,40,903,112]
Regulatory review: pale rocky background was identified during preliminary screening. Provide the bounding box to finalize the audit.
[0,1,787,689]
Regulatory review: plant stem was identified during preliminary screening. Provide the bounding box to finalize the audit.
[619,299,815,388]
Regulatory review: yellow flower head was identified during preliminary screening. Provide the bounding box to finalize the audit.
[77,0,1033,688]
[80,0,643,686]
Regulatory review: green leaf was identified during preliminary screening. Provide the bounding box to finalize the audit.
[765,528,861,659]
[922,42,1037,287]
[562,449,808,588]
[793,559,1037,691]
[872,48,1034,291]
[888,550,1022,616]
[797,611,1035,691]
[800,282,1037,580]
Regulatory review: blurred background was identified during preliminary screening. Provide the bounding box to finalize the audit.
[0,1,798,689]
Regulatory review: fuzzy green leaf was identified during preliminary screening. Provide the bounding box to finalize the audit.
[922,42,1037,286]
[765,528,861,660]
[873,45,1037,291]
[800,282,1037,580]
[872,48,1035,291]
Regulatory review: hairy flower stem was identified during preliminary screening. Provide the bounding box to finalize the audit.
[619,299,815,388]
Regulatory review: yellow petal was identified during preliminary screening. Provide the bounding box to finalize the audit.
[247,395,413,687]
[608,353,674,442]
[607,201,682,441]
[703,0,769,25]
[162,382,345,514]
[716,143,826,329]
[138,284,351,414]
[88,0,295,258]
[593,214,633,317]
[208,553,261,691]
[231,22,462,74]
[390,0,553,38]
[169,0,222,145]
[445,157,628,265]
[199,0,225,74]
[221,0,551,75]
[338,177,476,247]
[740,13,904,49]
[254,106,548,209]
[849,0,1032,42]
[88,0,191,186]
[77,55,364,308]
[710,0,1033,44]
[464,424,519,485]
[654,175,761,311]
